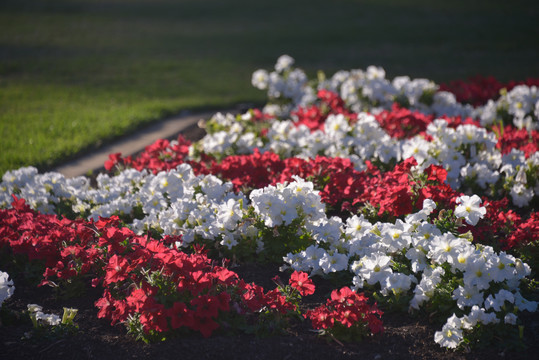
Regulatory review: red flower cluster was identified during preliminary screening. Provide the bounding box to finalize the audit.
[0,195,94,270]
[104,135,195,174]
[305,286,383,337]
[209,149,285,192]
[353,159,458,219]
[374,103,480,140]
[211,152,457,219]
[374,103,432,139]
[439,75,539,106]
[494,124,539,158]
[292,89,357,132]
[463,197,539,251]
[0,198,299,338]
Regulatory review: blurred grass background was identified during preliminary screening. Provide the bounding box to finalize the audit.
[1,0,538,176]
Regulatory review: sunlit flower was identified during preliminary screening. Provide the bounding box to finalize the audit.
[454,194,486,226]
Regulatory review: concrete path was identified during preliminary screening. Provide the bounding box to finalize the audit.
[52,109,217,178]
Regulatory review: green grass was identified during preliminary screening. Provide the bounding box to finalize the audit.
[1,0,538,176]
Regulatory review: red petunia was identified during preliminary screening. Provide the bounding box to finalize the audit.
[289,271,315,296]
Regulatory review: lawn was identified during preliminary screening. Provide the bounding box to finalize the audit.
[1,0,538,176]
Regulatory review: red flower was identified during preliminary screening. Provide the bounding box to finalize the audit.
[103,254,131,285]
[289,271,315,296]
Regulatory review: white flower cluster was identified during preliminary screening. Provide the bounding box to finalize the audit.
[479,85,539,129]
[0,270,14,307]
[0,167,90,214]
[434,290,537,349]
[282,198,536,348]
[252,56,539,128]
[415,121,539,206]
[197,112,263,157]
[0,165,249,249]
[250,176,325,227]
[80,165,251,250]
[325,67,474,118]
[27,304,61,326]
[251,54,316,117]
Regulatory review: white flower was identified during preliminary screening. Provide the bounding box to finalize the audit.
[405,247,428,273]
[381,273,413,296]
[463,255,491,290]
[275,55,294,73]
[452,285,484,310]
[459,163,499,189]
[484,290,515,312]
[216,198,243,231]
[513,291,538,312]
[324,114,351,139]
[319,251,349,274]
[510,183,534,207]
[300,245,328,273]
[486,251,517,283]
[219,232,238,250]
[427,233,467,266]
[40,313,62,326]
[358,253,393,286]
[405,199,437,224]
[402,137,431,164]
[462,305,499,328]
[434,320,463,349]
[0,271,15,307]
[27,304,43,313]
[344,214,373,238]
[409,267,445,310]
[504,313,518,325]
[454,194,487,226]
[251,69,269,90]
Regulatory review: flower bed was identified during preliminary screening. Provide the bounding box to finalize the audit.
[1,56,538,356]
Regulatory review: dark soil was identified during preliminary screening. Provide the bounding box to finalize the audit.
[2,122,539,360]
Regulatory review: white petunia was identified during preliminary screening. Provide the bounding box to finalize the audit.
[358,253,393,286]
[275,54,294,73]
[427,233,467,266]
[381,272,414,296]
[434,319,463,349]
[454,194,487,226]
[463,256,491,290]
[319,251,349,274]
[504,313,518,325]
[0,271,15,307]
[484,289,515,312]
[251,69,269,90]
[510,183,534,207]
[452,285,484,310]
